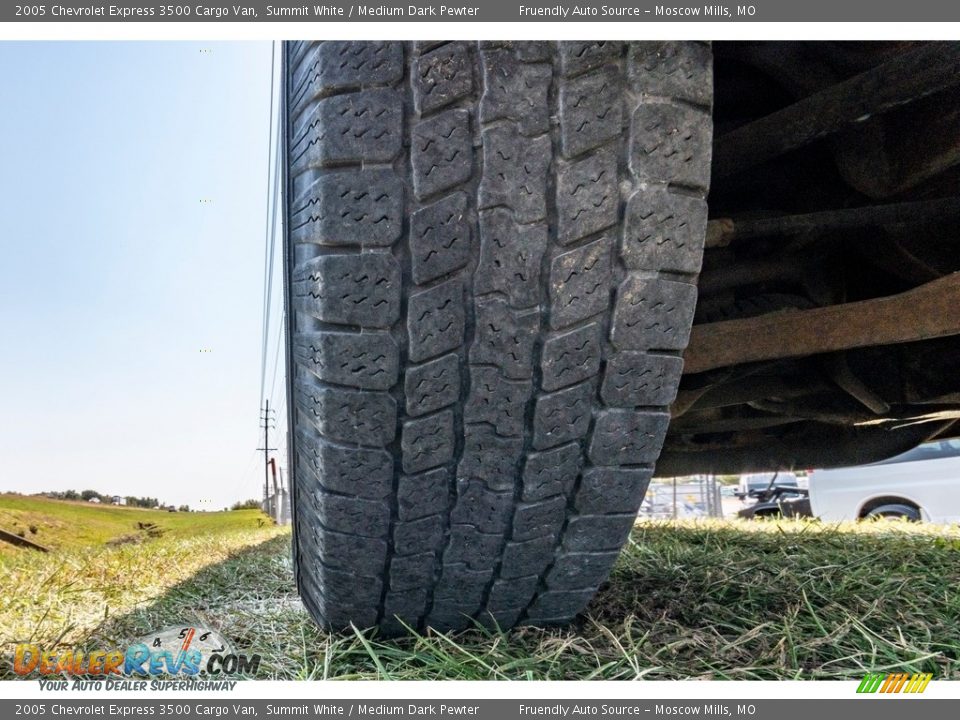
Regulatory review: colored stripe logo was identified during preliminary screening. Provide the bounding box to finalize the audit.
[857,672,933,694]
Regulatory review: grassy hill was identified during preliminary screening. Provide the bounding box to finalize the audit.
[0,492,284,675]
[0,493,265,553]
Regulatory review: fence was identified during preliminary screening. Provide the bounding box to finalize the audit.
[641,476,725,519]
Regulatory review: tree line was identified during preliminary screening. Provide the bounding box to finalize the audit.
[43,489,188,512]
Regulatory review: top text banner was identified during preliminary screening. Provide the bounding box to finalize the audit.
[6,0,960,22]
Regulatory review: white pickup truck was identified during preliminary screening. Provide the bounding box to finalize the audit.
[808,440,960,523]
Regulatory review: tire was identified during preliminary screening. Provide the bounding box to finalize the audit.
[865,503,921,521]
[283,41,713,634]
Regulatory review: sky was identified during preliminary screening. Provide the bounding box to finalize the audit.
[0,41,287,510]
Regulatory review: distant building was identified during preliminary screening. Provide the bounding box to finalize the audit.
[111,496,126,506]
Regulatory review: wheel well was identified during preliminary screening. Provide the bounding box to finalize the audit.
[858,495,921,518]
[663,41,960,477]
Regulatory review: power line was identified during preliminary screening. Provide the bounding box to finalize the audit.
[263,110,282,399]
[268,309,285,407]
[256,42,288,515]
[259,40,279,408]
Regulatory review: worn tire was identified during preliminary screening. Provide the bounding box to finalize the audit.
[865,503,921,521]
[283,41,712,634]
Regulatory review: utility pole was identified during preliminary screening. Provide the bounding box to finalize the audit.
[258,401,277,516]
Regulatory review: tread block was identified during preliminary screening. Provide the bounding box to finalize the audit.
[389,552,435,591]
[588,409,670,466]
[628,42,713,108]
[629,102,712,191]
[500,536,557,579]
[475,208,548,308]
[464,367,532,438]
[541,323,603,392]
[479,48,551,136]
[545,551,621,589]
[426,600,474,630]
[398,467,450,522]
[304,566,383,624]
[381,589,428,632]
[575,468,652,515]
[485,575,540,612]
[297,432,394,500]
[622,188,707,274]
[556,149,618,245]
[478,609,522,630]
[524,589,595,621]
[511,496,567,542]
[291,89,402,173]
[445,525,506,571]
[292,42,403,112]
[449,479,514,533]
[294,576,349,631]
[294,331,399,390]
[558,66,622,158]
[311,526,387,578]
[292,170,402,247]
[393,514,444,556]
[600,351,684,407]
[479,41,553,63]
[563,515,637,552]
[549,236,612,330]
[292,253,401,328]
[478,126,551,224]
[410,192,471,285]
[414,42,474,114]
[558,41,621,77]
[533,380,595,451]
[433,564,492,606]
[407,279,465,363]
[405,353,460,417]
[412,109,472,200]
[295,379,397,447]
[458,424,525,492]
[414,41,448,53]
[521,443,583,502]
[515,41,554,62]
[310,488,390,538]
[611,276,697,351]
[401,410,455,474]
[470,297,540,380]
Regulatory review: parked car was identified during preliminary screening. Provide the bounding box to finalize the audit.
[737,472,800,500]
[737,488,813,520]
[808,440,960,523]
[736,472,812,519]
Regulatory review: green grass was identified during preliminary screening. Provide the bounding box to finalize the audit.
[3,500,958,681]
[0,494,268,552]
[0,494,283,674]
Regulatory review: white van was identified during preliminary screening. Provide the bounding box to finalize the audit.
[808,439,960,523]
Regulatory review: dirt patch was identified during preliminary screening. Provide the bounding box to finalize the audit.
[106,522,167,547]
